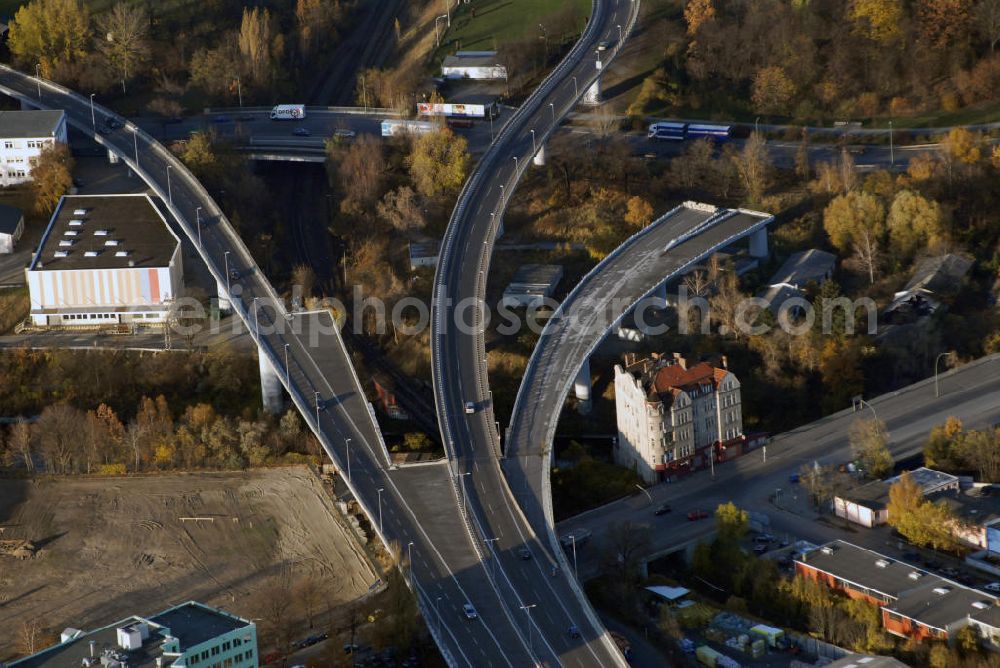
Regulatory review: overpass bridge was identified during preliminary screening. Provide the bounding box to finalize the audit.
[503,202,773,567]
[431,0,644,666]
[0,65,542,667]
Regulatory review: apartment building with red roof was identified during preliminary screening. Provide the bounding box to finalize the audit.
[614,352,743,483]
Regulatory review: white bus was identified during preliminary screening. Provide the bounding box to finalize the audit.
[270,104,306,121]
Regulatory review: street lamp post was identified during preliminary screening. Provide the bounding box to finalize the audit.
[252,296,260,336]
[131,127,139,170]
[456,471,471,513]
[89,93,96,130]
[571,535,578,576]
[223,251,232,300]
[889,120,894,166]
[435,596,443,637]
[166,165,173,205]
[549,102,555,125]
[934,351,954,398]
[435,15,448,48]
[444,0,450,26]
[520,604,537,654]
[484,537,499,580]
[236,76,243,109]
[572,76,578,97]
[635,484,652,505]
[499,184,505,206]
[35,64,41,100]
[755,117,760,134]
[284,343,290,387]
[377,487,384,534]
[195,207,203,247]
[345,437,352,482]
[617,24,623,44]
[530,129,536,155]
[314,392,322,430]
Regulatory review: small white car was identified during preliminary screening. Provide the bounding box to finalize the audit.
[984,582,1000,592]
[334,129,357,138]
[463,603,478,619]
[464,401,475,414]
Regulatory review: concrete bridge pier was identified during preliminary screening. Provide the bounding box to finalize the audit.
[749,228,769,259]
[574,358,592,414]
[582,56,603,105]
[583,77,602,106]
[107,149,120,165]
[217,280,232,311]
[258,348,284,414]
[532,142,546,167]
[652,282,669,310]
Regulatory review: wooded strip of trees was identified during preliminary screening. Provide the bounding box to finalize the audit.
[1,397,317,475]
[5,0,347,107]
[632,0,1000,121]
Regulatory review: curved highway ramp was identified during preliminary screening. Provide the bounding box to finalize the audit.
[0,65,538,667]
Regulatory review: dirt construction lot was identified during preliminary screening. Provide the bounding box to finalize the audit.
[0,467,378,659]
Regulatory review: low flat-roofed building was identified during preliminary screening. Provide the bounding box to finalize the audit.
[768,248,836,287]
[968,602,1000,647]
[408,239,440,270]
[441,51,508,80]
[9,601,257,668]
[885,467,960,496]
[884,579,992,642]
[501,263,563,308]
[823,655,909,668]
[795,540,1000,646]
[0,203,25,253]
[0,110,68,187]
[757,248,836,316]
[833,480,891,528]
[834,468,961,529]
[25,194,183,327]
[928,487,1000,552]
[883,254,973,325]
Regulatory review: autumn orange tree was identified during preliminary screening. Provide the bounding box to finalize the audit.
[29,142,74,215]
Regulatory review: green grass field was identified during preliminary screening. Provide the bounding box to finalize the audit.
[440,0,591,53]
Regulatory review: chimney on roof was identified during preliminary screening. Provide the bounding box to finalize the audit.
[623,352,636,367]
[90,640,96,658]
[720,355,728,370]
[673,352,687,370]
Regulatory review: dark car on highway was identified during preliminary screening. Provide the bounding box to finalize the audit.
[653,503,672,516]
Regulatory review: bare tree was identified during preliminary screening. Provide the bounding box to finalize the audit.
[852,225,881,285]
[291,265,316,300]
[10,420,33,471]
[34,403,84,473]
[293,571,324,629]
[97,2,150,88]
[976,0,1000,51]
[732,132,770,206]
[330,134,385,213]
[376,186,425,232]
[17,618,44,655]
[589,104,620,141]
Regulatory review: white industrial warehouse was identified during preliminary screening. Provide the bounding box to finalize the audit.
[25,194,183,327]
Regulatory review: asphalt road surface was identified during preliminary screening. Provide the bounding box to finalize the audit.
[559,354,1000,579]
[431,1,642,666]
